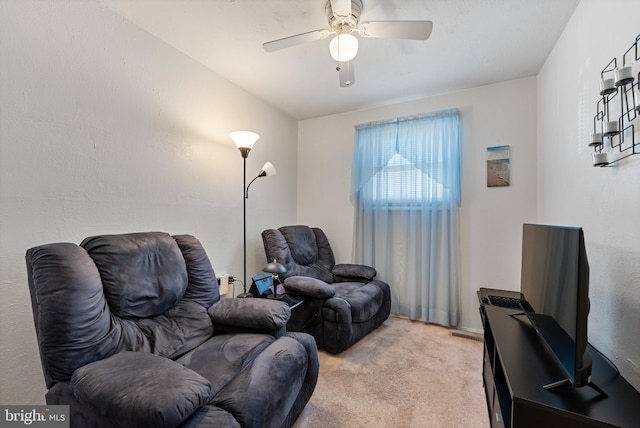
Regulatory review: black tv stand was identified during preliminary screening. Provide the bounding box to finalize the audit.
[478,290,640,428]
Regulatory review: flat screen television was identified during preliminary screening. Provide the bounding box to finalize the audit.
[519,223,603,395]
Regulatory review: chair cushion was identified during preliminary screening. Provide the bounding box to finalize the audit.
[71,351,213,428]
[25,242,118,388]
[176,334,274,394]
[332,264,376,282]
[181,406,241,428]
[173,234,220,308]
[208,298,290,332]
[262,226,336,283]
[331,282,385,323]
[81,232,188,318]
[284,276,336,299]
[136,300,213,359]
[280,226,319,265]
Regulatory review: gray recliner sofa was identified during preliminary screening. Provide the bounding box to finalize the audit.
[25,231,318,428]
[262,225,391,354]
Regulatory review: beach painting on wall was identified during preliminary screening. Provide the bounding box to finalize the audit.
[487,145,510,187]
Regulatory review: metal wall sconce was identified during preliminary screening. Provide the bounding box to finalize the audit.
[590,34,640,167]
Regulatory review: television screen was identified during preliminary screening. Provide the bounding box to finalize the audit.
[520,223,593,389]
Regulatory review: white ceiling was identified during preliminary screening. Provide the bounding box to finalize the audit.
[99,0,579,120]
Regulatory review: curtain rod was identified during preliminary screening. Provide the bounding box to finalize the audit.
[355,108,459,130]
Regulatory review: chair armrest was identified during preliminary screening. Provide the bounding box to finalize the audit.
[208,298,290,336]
[332,264,376,282]
[71,351,212,428]
[283,276,336,299]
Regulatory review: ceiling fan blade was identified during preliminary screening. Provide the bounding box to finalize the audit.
[263,29,331,53]
[338,61,355,88]
[330,0,352,17]
[358,20,433,40]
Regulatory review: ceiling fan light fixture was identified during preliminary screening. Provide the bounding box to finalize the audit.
[329,33,359,62]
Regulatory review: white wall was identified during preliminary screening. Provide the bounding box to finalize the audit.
[0,0,297,404]
[6,0,638,408]
[298,78,539,332]
[537,0,640,390]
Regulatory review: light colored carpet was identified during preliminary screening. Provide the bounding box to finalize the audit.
[293,316,490,428]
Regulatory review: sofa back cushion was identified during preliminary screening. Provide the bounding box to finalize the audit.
[282,226,319,265]
[26,242,121,388]
[81,232,188,319]
[262,226,335,283]
[173,234,219,308]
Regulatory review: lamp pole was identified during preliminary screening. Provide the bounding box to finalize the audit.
[242,155,247,289]
[234,142,252,297]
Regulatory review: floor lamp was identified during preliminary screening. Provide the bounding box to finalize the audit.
[229,131,277,297]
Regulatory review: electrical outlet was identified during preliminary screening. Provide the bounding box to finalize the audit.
[219,274,229,295]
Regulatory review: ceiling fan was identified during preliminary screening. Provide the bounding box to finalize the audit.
[262,0,433,88]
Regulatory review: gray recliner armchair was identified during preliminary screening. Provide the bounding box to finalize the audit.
[262,225,391,354]
[25,231,318,428]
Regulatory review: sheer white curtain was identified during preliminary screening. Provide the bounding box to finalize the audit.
[350,109,461,326]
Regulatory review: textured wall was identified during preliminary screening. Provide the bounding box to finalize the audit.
[298,78,539,332]
[537,0,640,390]
[0,0,297,404]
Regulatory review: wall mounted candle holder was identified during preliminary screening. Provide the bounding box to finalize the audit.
[590,34,640,167]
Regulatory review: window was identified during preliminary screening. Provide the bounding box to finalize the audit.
[351,108,461,210]
[364,153,446,207]
[350,108,461,326]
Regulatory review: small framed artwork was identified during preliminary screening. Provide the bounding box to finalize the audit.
[487,145,510,187]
